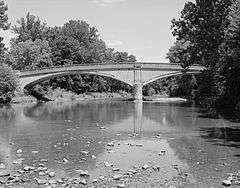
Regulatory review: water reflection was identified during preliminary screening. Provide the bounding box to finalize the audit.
[0,100,239,187]
[23,101,133,125]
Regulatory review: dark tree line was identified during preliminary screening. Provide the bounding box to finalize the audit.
[164,0,240,116]
[0,0,18,103]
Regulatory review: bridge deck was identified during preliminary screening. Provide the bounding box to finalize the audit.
[18,62,204,77]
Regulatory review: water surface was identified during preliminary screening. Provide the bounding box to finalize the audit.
[0,101,239,187]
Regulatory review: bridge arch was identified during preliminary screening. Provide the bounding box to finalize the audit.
[21,71,133,91]
[142,71,201,86]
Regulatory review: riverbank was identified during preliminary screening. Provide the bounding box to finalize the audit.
[11,90,188,104]
[12,90,133,104]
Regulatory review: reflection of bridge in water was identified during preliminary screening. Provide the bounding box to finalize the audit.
[17,62,204,100]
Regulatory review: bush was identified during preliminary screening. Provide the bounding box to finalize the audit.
[0,63,19,103]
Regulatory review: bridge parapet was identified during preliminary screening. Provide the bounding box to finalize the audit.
[18,62,204,77]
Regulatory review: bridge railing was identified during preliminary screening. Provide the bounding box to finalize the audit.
[18,62,204,72]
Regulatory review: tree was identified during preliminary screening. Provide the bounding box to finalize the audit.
[12,12,47,43]
[0,0,10,55]
[8,39,53,70]
[166,40,192,68]
[50,35,83,66]
[0,63,18,103]
[62,20,99,47]
[170,0,232,68]
[113,51,136,62]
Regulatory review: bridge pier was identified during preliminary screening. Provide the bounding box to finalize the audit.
[132,83,143,101]
[133,66,143,101]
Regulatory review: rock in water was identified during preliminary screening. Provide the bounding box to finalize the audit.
[117,184,125,188]
[79,179,88,185]
[0,164,6,169]
[16,149,22,154]
[222,180,232,186]
[113,174,122,180]
[48,172,55,177]
[142,164,149,170]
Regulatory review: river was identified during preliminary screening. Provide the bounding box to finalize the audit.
[0,100,239,187]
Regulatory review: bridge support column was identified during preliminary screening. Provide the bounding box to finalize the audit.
[133,83,143,101]
[133,66,143,101]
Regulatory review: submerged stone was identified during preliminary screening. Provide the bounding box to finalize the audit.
[142,164,149,170]
[113,174,123,180]
[222,180,232,186]
[117,183,125,188]
[79,179,88,185]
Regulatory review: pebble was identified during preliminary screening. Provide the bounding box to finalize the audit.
[35,178,47,185]
[32,151,39,154]
[92,155,97,159]
[92,179,98,183]
[63,158,68,163]
[159,150,166,156]
[23,166,35,171]
[152,166,160,171]
[0,164,6,169]
[48,171,55,177]
[48,179,57,184]
[142,164,149,170]
[104,162,113,167]
[113,174,123,180]
[16,149,22,154]
[107,142,114,147]
[117,183,125,188]
[222,179,232,186]
[128,169,137,174]
[75,170,89,176]
[113,167,120,171]
[80,151,89,155]
[13,158,24,165]
[40,159,48,162]
[79,179,88,185]
[39,171,45,176]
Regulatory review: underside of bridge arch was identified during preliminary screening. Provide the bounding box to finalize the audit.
[20,71,134,92]
[142,71,201,86]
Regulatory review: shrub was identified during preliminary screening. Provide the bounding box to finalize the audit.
[0,63,19,103]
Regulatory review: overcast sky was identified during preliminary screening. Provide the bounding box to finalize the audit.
[2,0,190,62]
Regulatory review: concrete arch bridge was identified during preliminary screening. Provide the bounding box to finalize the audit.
[17,62,204,100]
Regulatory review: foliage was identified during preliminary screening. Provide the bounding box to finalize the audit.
[12,12,47,43]
[8,39,53,70]
[170,0,232,68]
[0,63,18,103]
[143,74,197,98]
[8,13,136,97]
[166,0,240,116]
[0,0,10,55]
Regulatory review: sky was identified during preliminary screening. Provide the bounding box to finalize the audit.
[1,0,190,63]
